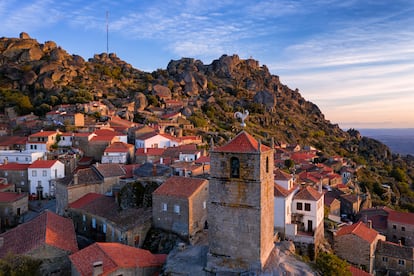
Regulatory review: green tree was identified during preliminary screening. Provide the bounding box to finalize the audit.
[284,159,295,170]
[0,253,42,276]
[314,252,351,276]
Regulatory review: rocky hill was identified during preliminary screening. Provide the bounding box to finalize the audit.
[0,32,413,210]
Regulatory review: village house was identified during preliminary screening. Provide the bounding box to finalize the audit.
[375,240,414,275]
[324,193,341,222]
[0,150,44,165]
[26,130,60,152]
[135,131,179,149]
[0,136,27,151]
[287,185,325,257]
[68,193,152,248]
[340,193,362,218]
[135,147,166,164]
[28,159,65,198]
[101,141,135,164]
[69,242,166,276]
[0,210,78,275]
[0,163,30,193]
[386,208,414,247]
[152,176,208,242]
[45,110,84,127]
[334,221,386,274]
[170,161,206,177]
[0,191,28,229]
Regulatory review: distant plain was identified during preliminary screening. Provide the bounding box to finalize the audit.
[358,128,414,156]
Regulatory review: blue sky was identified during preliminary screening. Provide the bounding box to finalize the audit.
[1,0,413,129]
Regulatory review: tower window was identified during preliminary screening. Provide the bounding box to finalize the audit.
[230,157,240,178]
[266,156,269,173]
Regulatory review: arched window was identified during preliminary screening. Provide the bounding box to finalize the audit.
[266,156,269,173]
[230,157,240,178]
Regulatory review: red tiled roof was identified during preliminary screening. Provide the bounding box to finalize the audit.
[274,169,292,181]
[214,131,271,153]
[153,176,208,198]
[195,156,210,163]
[28,159,60,169]
[90,135,117,142]
[135,147,166,156]
[69,242,166,275]
[29,130,58,137]
[387,209,414,226]
[104,141,134,153]
[0,211,78,258]
[0,136,27,146]
[294,185,322,201]
[0,192,27,202]
[336,221,380,244]
[69,193,104,209]
[349,266,372,276]
[0,162,30,170]
[274,184,290,197]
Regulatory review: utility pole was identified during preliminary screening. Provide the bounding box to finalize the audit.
[106,11,109,54]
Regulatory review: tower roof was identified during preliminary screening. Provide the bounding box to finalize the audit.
[214,131,271,153]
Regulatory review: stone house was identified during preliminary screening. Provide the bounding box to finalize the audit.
[152,176,208,241]
[0,163,30,193]
[334,221,386,274]
[340,193,361,217]
[386,209,414,247]
[69,242,166,276]
[0,210,78,275]
[68,193,152,248]
[170,161,205,177]
[0,136,27,151]
[324,193,341,222]
[0,191,28,228]
[135,147,166,164]
[375,240,414,275]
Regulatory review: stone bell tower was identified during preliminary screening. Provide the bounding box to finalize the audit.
[206,111,274,273]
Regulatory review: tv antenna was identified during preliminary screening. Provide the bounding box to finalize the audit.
[106,11,109,54]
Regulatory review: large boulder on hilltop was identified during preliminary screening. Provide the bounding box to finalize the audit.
[22,70,37,85]
[153,84,172,100]
[19,32,30,39]
[41,41,57,52]
[253,90,276,111]
[208,54,241,77]
[19,47,43,62]
[135,92,148,111]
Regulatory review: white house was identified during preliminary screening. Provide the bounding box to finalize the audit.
[28,159,65,198]
[57,132,74,147]
[290,186,324,234]
[26,130,60,153]
[101,141,134,164]
[135,132,179,149]
[0,150,44,164]
[274,183,297,237]
[179,149,201,162]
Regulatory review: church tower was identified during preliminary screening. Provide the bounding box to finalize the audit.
[206,129,275,272]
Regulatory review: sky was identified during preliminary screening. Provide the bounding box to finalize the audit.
[1,0,413,129]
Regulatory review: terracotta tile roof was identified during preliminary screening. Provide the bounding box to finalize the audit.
[90,135,117,142]
[349,266,372,276]
[0,192,27,202]
[214,131,271,153]
[387,209,414,225]
[0,162,30,170]
[294,185,322,201]
[29,130,58,137]
[195,156,210,164]
[69,193,152,227]
[93,163,126,178]
[136,131,159,140]
[153,176,208,198]
[336,221,380,244]
[69,193,104,209]
[93,129,122,137]
[376,240,414,259]
[104,141,134,153]
[0,136,27,146]
[274,169,292,181]
[163,144,197,158]
[274,183,290,197]
[70,242,166,275]
[121,164,141,179]
[0,210,78,258]
[135,147,166,156]
[28,159,60,169]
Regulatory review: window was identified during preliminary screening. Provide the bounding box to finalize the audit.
[162,203,167,211]
[266,157,269,173]
[297,202,303,210]
[203,201,206,209]
[393,224,397,230]
[4,172,7,176]
[305,203,311,211]
[92,218,96,229]
[230,157,240,178]
[82,215,86,222]
[382,257,388,262]
[174,204,180,214]
[402,226,406,231]
[103,223,107,233]
[398,259,405,266]
[32,170,37,177]
[42,170,47,177]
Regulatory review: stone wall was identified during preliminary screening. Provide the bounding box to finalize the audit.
[153,195,190,237]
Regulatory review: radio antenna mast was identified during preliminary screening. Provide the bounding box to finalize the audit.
[106,11,109,54]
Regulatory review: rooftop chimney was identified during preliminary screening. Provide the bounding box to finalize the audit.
[367,220,372,229]
[92,261,103,276]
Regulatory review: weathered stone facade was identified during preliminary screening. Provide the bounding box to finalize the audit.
[375,240,414,276]
[206,131,274,272]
